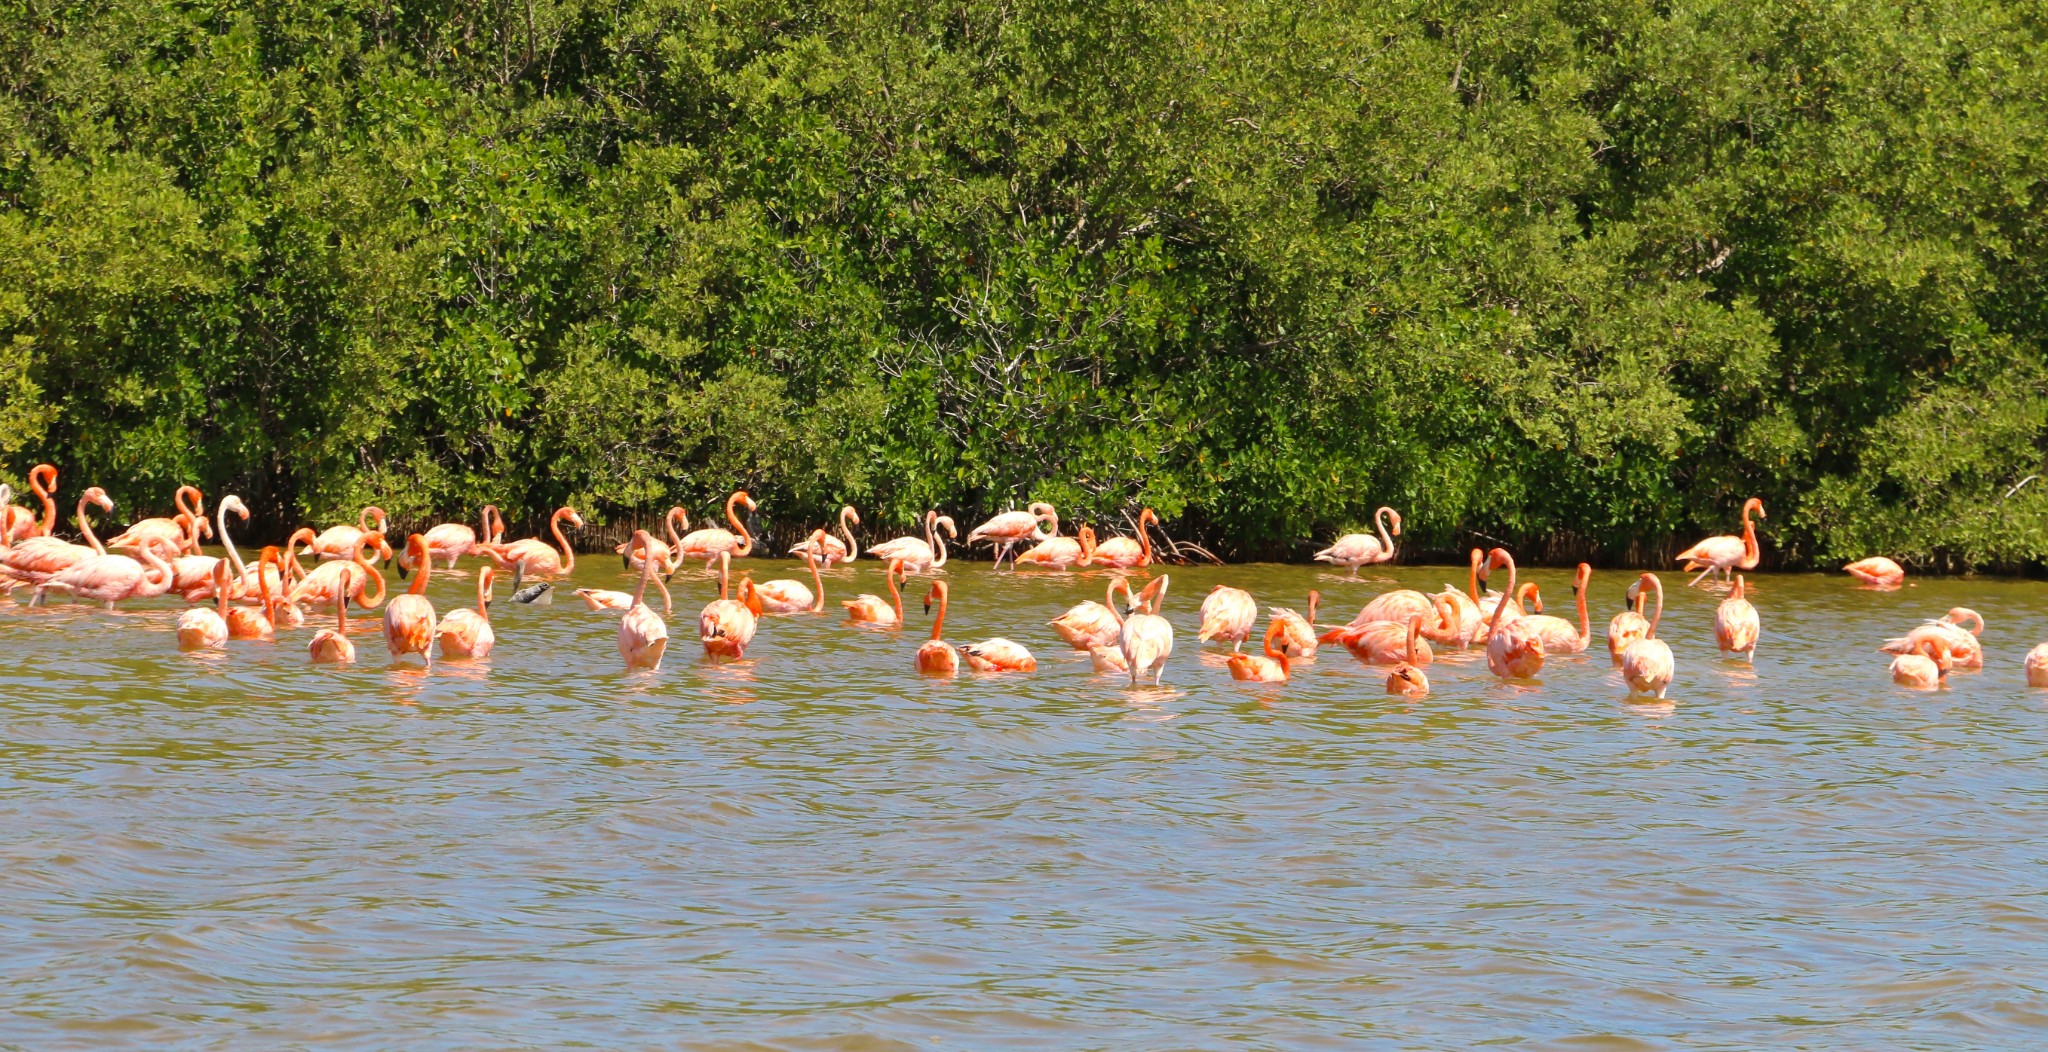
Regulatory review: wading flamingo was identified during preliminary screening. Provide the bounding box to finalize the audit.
[1521,564,1593,654]
[1715,575,1761,661]
[618,507,688,575]
[1015,524,1097,570]
[1385,616,1431,696]
[1879,607,1985,669]
[866,511,956,574]
[480,507,582,582]
[1268,590,1320,658]
[1197,584,1259,651]
[1483,549,1546,680]
[1313,507,1401,576]
[309,506,390,562]
[1116,575,1176,686]
[308,591,355,664]
[842,560,906,625]
[618,531,671,671]
[107,485,207,558]
[2026,642,2048,688]
[3,465,57,542]
[1321,588,1455,647]
[177,562,231,651]
[1226,622,1292,683]
[1675,497,1765,586]
[1049,592,1123,650]
[424,504,505,569]
[167,508,229,601]
[1086,508,1160,570]
[677,491,756,569]
[1844,556,1905,588]
[225,548,285,640]
[1607,580,1651,667]
[1,486,112,586]
[382,534,438,666]
[1620,573,1674,698]
[288,534,388,610]
[34,532,174,609]
[790,506,860,567]
[756,532,827,614]
[1329,595,1453,666]
[1889,637,1952,689]
[699,551,762,659]
[211,495,285,599]
[968,502,1058,569]
[916,581,963,674]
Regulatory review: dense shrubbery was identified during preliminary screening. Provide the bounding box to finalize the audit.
[2,0,2046,567]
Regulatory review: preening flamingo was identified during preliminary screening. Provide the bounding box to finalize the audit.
[480,506,582,581]
[176,562,231,651]
[1843,556,1905,588]
[756,532,826,614]
[968,502,1058,569]
[1675,497,1765,586]
[842,559,905,625]
[288,533,388,610]
[1889,637,1951,689]
[1608,580,1651,667]
[921,581,1034,672]
[1116,575,1176,686]
[1321,589,1455,647]
[676,491,756,568]
[1049,594,1123,650]
[1620,573,1674,698]
[382,534,438,666]
[698,551,762,659]
[1015,524,1097,570]
[225,548,284,640]
[1329,595,1451,666]
[107,485,207,558]
[574,587,636,611]
[3,465,56,542]
[1226,622,1291,683]
[866,510,956,573]
[168,514,227,602]
[309,506,390,562]
[789,506,860,567]
[1197,584,1258,651]
[308,590,356,664]
[1313,506,1401,576]
[1520,564,1593,654]
[34,532,175,608]
[1086,508,1160,570]
[1,486,112,586]
[1879,608,1984,669]
[617,507,687,574]
[1715,575,1761,661]
[618,531,671,671]
[1267,590,1320,658]
[916,580,963,675]
[2025,642,2048,688]
[1483,549,1545,680]
[424,503,505,569]
[1385,617,1431,696]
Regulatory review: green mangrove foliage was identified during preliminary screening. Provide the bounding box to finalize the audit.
[1,0,2045,567]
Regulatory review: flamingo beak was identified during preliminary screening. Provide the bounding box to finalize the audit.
[923,599,932,614]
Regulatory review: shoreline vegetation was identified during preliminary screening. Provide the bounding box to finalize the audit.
[3,2,2046,574]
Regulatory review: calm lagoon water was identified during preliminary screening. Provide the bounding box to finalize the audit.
[5,557,2048,1049]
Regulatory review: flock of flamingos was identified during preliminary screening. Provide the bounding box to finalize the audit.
[0,465,2038,697]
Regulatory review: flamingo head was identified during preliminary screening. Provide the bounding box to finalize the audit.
[1386,508,1403,535]
[842,506,860,526]
[560,507,586,529]
[222,495,251,522]
[733,491,757,514]
[937,515,958,539]
[84,487,114,513]
[29,464,57,496]
[1744,497,1766,521]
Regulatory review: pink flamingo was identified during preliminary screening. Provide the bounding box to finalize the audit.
[1197,584,1259,651]
[1015,524,1097,570]
[2,464,58,542]
[2,485,113,586]
[1086,508,1160,570]
[168,509,228,601]
[1385,617,1431,696]
[789,505,861,567]
[2025,642,2048,688]
[1321,589,1457,647]
[1049,592,1123,650]
[225,548,285,640]
[1843,556,1905,588]
[1115,575,1176,686]
[107,485,207,557]
[1226,622,1292,683]
[288,534,388,611]
[308,506,390,562]
[676,491,756,569]
[1330,596,1453,666]
[1620,573,1674,698]
[617,507,688,574]
[618,531,671,671]
[842,560,906,625]
[968,502,1058,569]
[382,534,438,666]
[698,551,762,659]
[1675,497,1765,586]
[35,529,174,608]
[1482,549,1546,680]
[479,506,582,581]
[1890,637,1951,689]
[177,562,231,650]
[866,511,956,574]
[756,532,827,614]
[1879,608,1984,669]
[1312,507,1401,576]
[308,590,356,664]
[1715,575,1761,661]
[211,496,287,601]
[1520,564,1593,654]
[916,580,963,674]
[1267,590,1320,658]
[1607,582,1651,667]
[424,504,504,569]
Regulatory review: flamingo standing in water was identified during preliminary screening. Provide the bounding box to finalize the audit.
[1226,622,1292,683]
[1385,617,1431,696]
[1607,581,1651,667]
[208,495,287,600]
[866,511,956,574]
[1889,637,1952,689]
[1329,595,1452,666]
[1015,524,1097,570]
[1715,575,1761,661]
[1482,549,1545,680]
[176,562,231,651]
[968,502,1057,569]
[699,551,762,659]
[790,506,861,567]
[916,581,963,674]
[35,532,175,608]
[1313,507,1401,576]
[1,486,112,587]
[1086,508,1160,570]
[308,505,390,562]
[424,504,504,569]
[617,507,688,575]
[225,548,287,640]
[1620,573,1674,698]
[1322,588,1455,647]
[676,491,756,569]
[756,532,827,614]
[167,510,230,602]
[618,531,671,671]
[1049,593,1123,650]
[1844,556,1905,588]
[308,591,356,664]
[382,534,438,666]
[1114,576,1175,686]
[842,560,906,625]
[1520,564,1593,654]
[287,534,388,611]
[1197,584,1259,651]
[1267,590,1320,658]
[1675,497,1765,586]
[106,485,208,558]
[1880,608,1984,669]
[479,507,582,582]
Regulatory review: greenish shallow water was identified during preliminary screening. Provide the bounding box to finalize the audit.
[4,557,2048,1050]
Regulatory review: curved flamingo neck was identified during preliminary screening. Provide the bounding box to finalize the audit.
[32,467,56,535]
[1106,580,1128,627]
[78,496,106,555]
[726,494,752,556]
[1137,510,1155,566]
[839,507,858,560]
[632,534,656,607]
[1486,552,1517,633]
[176,486,202,522]
[259,549,279,613]
[1306,590,1320,625]
[665,508,686,550]
[930,584,948,640]
[136,544,172,588]
[408,538,431,595]
[1644,575,1664,639]
[219,503,246,578]
[551,510,575,572]
[933,515,951,568]
[1405,615,1422,664]
[1468,550,1484,603]
[334,591,348,634]
[354,549,387,608]
[214,562,230,615]
[887,562,903,620]
[807,553,824,612]
[1377,508,1395,556]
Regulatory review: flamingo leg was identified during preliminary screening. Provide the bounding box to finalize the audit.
[1688,564,1717,587]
